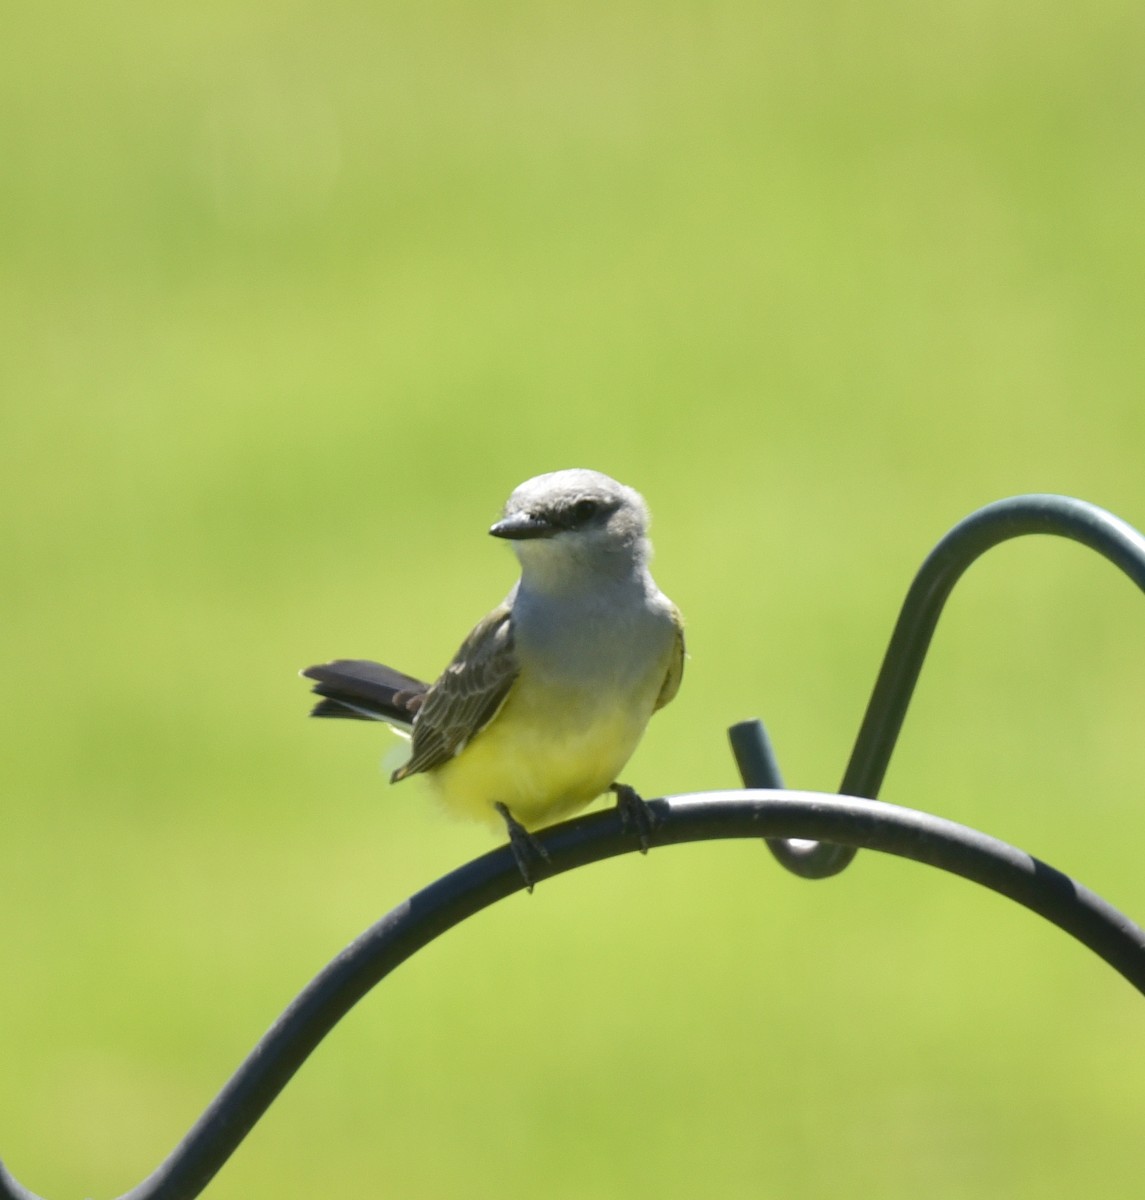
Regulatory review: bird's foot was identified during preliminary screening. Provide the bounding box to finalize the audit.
[610,782,659,854]
[495,802,551,893]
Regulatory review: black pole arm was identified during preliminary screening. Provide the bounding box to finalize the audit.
[4,785,1143,1200]
[738,494,1145,880]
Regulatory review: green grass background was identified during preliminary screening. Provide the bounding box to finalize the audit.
[4,1,1145,1196]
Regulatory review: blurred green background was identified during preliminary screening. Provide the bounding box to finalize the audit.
[3,1,1145,1196]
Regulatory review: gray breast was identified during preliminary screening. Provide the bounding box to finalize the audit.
[512,582,673,691]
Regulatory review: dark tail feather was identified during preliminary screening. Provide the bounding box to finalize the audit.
[301,659,428,726]
[310,697,385,721]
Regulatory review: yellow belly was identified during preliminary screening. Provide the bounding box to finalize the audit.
[427,683,652,831]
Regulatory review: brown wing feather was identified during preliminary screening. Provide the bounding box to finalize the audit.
[392,603,518,781]
[653,606,686,712]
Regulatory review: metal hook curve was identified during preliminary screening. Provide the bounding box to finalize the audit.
[744,494,1145,880]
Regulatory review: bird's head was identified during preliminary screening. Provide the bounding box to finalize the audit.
[490,469,652,585]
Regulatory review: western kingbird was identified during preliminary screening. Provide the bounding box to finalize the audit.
[303,468,684,886]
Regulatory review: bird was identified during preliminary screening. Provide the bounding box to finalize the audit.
[302,468,685,888]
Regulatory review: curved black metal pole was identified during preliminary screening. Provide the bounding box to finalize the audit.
[727,717,846,880]
[753,494,1145,880]
[4,786,1144,1200]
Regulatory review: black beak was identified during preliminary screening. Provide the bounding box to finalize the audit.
[489,512,557,540]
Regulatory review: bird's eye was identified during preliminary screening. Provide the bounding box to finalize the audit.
[572,499,599,523]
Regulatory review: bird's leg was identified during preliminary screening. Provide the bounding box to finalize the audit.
[610,782,659,854]
[494,802,551,893]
